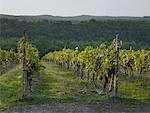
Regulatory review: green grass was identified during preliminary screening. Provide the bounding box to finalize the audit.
[0,62,150,109]
[118,74,150,104]
[31,62,108,104]
[0,65,23,109]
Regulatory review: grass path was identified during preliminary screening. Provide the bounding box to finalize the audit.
[32,61,107,103]
[0,61,150,112]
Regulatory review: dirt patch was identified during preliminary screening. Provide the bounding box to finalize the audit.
[1,103,150,113]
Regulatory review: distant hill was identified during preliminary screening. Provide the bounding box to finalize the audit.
[0,14,150,22]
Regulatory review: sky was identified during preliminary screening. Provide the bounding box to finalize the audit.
[0,0,149,17]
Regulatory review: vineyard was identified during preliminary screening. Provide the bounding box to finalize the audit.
[44,38,150,96]
[1,0,150,112]
[0,36,150,112]
[0,49,18,74]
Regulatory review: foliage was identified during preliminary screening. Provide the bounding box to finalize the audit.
[17,37,44,73]
[44,40,150,94]
[0,49,18,74]
[0,18,150,56]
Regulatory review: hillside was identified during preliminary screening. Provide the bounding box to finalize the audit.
[0,15,150,56]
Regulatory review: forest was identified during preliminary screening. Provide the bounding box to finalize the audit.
[0,17,150,56]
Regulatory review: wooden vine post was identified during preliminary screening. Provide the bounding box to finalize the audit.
[114,34,120,97]
[22,30,30,98]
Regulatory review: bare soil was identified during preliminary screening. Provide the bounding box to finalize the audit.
[1,103,150,113]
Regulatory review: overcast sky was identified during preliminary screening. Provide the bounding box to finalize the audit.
[0,0,149,16]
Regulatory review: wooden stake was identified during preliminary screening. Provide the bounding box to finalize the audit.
[22,30,29,98]
[115,34,120,97]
